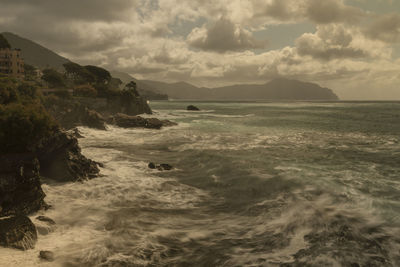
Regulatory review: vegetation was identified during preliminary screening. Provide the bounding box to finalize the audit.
[42,68,65,88]
[0,77,57,153]
[0,34,11,49]
[73,84,97,97]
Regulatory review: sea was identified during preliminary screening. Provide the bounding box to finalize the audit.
[1,101,400,266]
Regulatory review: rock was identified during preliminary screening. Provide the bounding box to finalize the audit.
[0,156,46,217]
[149,163,173,171]
[36,216,56,225]
[39,250,55,262]
[67,128,84,138]
[160,163,173,171]
[0,216,37,250]
[113,113,176,129]
[187,105,200,111]
[148,162,156,169]
[82,109,106,130]
[161,120,178,127]
[36,130,100,182]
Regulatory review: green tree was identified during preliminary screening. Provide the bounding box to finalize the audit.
[63,62,95,85]
[84,65,111,84]
[42,68,65,88]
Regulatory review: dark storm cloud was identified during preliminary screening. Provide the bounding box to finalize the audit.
[364,13,400,43]
[187,18,267,53]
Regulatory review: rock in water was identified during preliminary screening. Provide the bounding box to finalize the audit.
[160,163,173,170]
[113,113,163,129]
[36,216,56,225]
[0,216,37,250]
[148,162,156,169]
[39,250,55,262]
[187,105,200,111]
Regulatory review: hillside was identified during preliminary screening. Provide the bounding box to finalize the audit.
[2,32,70,69]
[141,78,339,100]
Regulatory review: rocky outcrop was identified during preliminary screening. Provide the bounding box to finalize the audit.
[112,113,177,129]
[187,105,200,111]
[39,250,55,262]
[81,108,106,130]
[36,130,100,182]
[0,156,46,217]
[0,216,37,250]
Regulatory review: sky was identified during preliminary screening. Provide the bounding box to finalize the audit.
[1,0,400,100]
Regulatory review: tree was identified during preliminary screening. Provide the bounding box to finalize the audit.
[0,34,11,49]
[24,64,37,80]
[63,62,95,85]
[42,69,65,88]
[84,65,111,84]
[124,81,140,97]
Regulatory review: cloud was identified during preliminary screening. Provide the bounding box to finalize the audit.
[364,13,400,43]
[255,0,366,25]
[295,25,378,61]
[187,18,267,53]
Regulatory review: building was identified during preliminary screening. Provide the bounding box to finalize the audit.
[0,48,24,77]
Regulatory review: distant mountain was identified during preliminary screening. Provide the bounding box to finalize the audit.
[141,78,339,100]
[2,32,70,69]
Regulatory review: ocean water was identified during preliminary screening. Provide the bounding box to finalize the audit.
[1,101,400,266]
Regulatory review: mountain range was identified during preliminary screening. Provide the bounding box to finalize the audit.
[2,32,339,101]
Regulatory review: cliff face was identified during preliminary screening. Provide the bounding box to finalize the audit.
[0,155,45,217]
[44,95,152,130]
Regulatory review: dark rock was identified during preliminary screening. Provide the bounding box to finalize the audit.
[82,108,106,130]
[36,130,100,182]
[0,157,46,217]
[160,163,173,171]
[148,162,156,169]
[67,128,84,138]
[187,105,200,111]
[36,216,56,225]
[161,120,178,127]
[0,216,37,250]
[39,250,55,262]
[113,113,176,129]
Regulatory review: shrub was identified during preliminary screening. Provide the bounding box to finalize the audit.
[0,102,57,153]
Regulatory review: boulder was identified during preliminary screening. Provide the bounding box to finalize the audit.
[187,105,200,111]
[82,109,106,130]
[0,216,37,250]
[36,216,56,225]
[39,250,55,262]
[148,162,173,171]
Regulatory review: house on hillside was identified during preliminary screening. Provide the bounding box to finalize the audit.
[0,48,24,77]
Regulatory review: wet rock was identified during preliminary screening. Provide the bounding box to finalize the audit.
[82,108,106,130]
[160,163,173,171]
[0,216,37,250]
[113,113,176,129]
[149,163,174,171]
[0,157,46,217]
[36,216,56,225]
[187,105,200,111]
[67,128,84,138]
[37,130,100,182]
[39,250,55,262]
[148,162,156,169]
[161,120,178,127]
